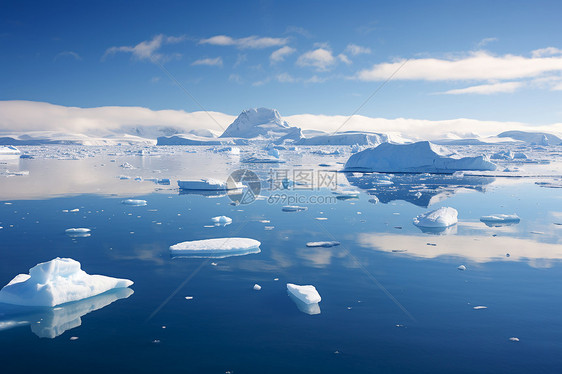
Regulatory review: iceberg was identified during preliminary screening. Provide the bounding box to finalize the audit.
[296,131,389,146]
[282,205,308,212]
[65,228,91,237]
[413,207,458,228]
[306,241,341,248]
[211,216,233,226]
[169,238,261,258]
[480,214,520,226]
[121,199,147,206]
[0,145,21,156]
[0,258,134,307]
[344,141,497,173]
[220,108,302,140]
[497,130,562,146]
[177,178,241,191]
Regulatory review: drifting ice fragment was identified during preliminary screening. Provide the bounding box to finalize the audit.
[65,228,91,234]
[306,241,341,248]
[211,216,233,226]
[473,306,487,310]
[413,207,458,228]
[122,199,147,206]
[332,190,360,199]
[509,337,520,342]
[253,284,262,291]
[169,238,261,258]
[177,178,241,191]
[287,283,321,315]
[457,265,467,271]
[0,258,133,307]
[480,214,520,226]
[282,206,308,212]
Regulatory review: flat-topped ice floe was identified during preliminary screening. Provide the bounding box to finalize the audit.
[178,178,241,191]
[282,205,308,212]
[121,199,147,206]
[64,228,91,238]
[287,283,321,315]
[480,214,520,226]
[413,207,458,228]
[306,241,341,248]
[169,238,261,258]
[0,258,133,307]
[344,141,497,173]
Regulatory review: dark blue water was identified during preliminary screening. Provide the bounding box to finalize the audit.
[0,172,561,373]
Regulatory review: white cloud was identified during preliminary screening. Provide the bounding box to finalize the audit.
[440,81,523,95]
[345,44,371,56]
[104,34,185,62]
[296,48,336,71]
[476,37,498,48]
[228,74,243,84]
[356,51,562,81]
[532,47,562,58]
[338,53,352,65]
[191,57,223,67]
[54,51,82,61]
[276,73,297,83]
[270,46,296,64]
[200,35,288,49]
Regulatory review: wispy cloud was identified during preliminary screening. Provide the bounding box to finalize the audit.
[345,44,371,56]
[356,51,562,82]
[476,37,498,48]
[200,35,288,49]
[440,81,523,95]
[296,48,336,71]
[532,47,562,58]
[54,51,82,61]
[338,53,352,65]
[191,57,223,67]
[103,34,185,62]
[270,46,296,64]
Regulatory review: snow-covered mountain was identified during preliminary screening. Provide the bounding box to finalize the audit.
[497,131,562,146]
[220,108,303,140]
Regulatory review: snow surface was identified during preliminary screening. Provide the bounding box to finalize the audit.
[413,207,458,228]
[345,141,497,173]
[169,238,261,258]
[0,258,133,307]
[286,283,321,304]
[177,178,241,191]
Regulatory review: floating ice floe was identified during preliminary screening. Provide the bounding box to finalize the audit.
[282,205,308,212]
[480,214,520,226]
[344,141,497,173]
[332,190,360,199]
[473,306,487,310]
[122,199,147,206]
[0,258,134,307]
[177,178,241,191]
[287,283,321,315]
[413,207,458,228]
[253,284,262,291]
[457,265,467,271]
[306,241,341,248]
[211,216,232,226]
[65,228,91,237]
[509,337,520,342]
[169,238,261,258]
[0,288,133,338]
[241,154,285,163]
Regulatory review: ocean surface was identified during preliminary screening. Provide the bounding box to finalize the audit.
[0,145,561,373]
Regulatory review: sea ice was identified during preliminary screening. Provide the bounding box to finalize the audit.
[480,214,520,226]
[306,241,341,248]
[0,258,134,307]
[345,141,497,173]
[169,238,261,258]
[332,190,360,199]
[65,228,91,234]
[211,216,233,225]
[253,284,262,291]
[413,207,458,228]
[282,206,308,212]
[457,265,467,271]
[177,178,241,191]
[122,199,147,206]
[287,283,321,304]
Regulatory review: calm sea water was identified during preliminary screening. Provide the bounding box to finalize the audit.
[0,147,561,373]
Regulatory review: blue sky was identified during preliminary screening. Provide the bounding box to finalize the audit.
[2,0,562,126]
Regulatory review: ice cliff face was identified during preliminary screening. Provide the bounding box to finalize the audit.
[220,108,302,140]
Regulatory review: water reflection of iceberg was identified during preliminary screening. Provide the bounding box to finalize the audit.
[171,247,261,259]
[344,172,494,207]
[415,224,458,235]
[0,287,133,338]
[288,293,321,315]
[178,189,228,198]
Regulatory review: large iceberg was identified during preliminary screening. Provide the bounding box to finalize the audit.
[0,258,134,307]
[296,131,389,146]
[344,141,496,173]
[220,108,303,140]
[413,207,458,228]
[287,283,322,315]
[0,145,20,155]
[169,238,261,258]
[497,130,562,146]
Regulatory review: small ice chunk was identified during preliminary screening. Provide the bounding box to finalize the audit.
[169,238,261,258]
[185,296,194,300]
[457,265,467,271]
[122,199,147,206]
[287,283,321,304]
[315,217,328,221]
[332,190,360,199]
[480,214,520,225]
[509,337,520,342]
[65,228,91,234]
[473,306,487,310]
[413,207,458,228]
[0,258,133,307]
[253,284,262,291]
[211,216,233,225]
[306,241,340,248]
[282,206,308,212]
